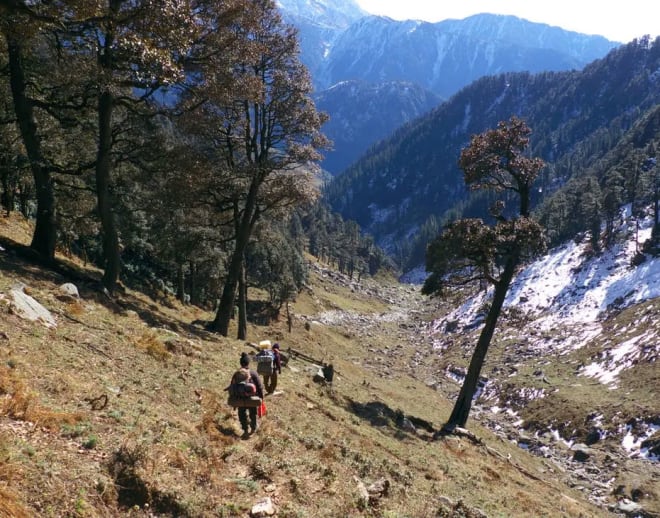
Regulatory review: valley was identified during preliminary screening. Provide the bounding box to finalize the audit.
[3,213,657,517]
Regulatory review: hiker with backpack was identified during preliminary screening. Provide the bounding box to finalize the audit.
[255,341,282,394]
[227,352,265,438]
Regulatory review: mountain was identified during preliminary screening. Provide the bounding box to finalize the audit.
[421,205,660,518]
[276,0,365,28]
[323,14,619,98]
[314,80,441,174]
[276,0,366,84]
[277,4,620,175]
[324,37,660,264]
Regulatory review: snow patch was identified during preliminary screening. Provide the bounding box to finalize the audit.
[621,422,660,461]
[581,332,651,388]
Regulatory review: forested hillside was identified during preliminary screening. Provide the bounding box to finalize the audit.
[313,80,441,174]
[0,0,387,337]
[325,36,660,270]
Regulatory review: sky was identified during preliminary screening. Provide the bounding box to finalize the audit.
[355,0,660,43]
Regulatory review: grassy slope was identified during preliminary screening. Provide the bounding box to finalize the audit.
[0,214,609,517]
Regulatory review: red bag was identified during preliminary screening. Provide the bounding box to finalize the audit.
[257,401,267,417]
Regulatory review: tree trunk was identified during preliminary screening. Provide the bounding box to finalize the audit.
[189,260,197,305]
[177,262,185,303]
[237,260,247,340]
[444,255,518,430]
[286,301,292,333]
[212,183,260,335]
[0,168,14,215]
[96,89,121,293]
[5,34,56,262]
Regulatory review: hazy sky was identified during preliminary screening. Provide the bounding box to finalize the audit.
[355,1,659,43]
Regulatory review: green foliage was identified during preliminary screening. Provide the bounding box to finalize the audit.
[537,104,660,249]
[83,435,98,449]
[301,202,392,277]
[246,220,308,311]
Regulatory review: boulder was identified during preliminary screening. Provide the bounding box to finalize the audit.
[250,496,276,517]
[9,285,56,328]
[58,282,80,302]
[584,427,603,445]
[616,498,643,515]
[571,443,591,462]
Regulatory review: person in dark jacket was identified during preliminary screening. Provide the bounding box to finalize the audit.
[231,352,265,437]
[264,342,282,394]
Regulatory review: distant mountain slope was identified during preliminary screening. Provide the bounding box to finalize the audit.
[437,13,619,61]
[321,13,619,97]
[277,4,620,175]
[314,80,441,174]
[324,37,660,258]
[276,0,365,28]
[276,0,366,84]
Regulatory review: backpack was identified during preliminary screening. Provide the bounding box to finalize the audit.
[255,350,274,375]
[228,368,256,397]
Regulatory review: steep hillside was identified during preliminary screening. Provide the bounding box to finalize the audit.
[0,214,623,517]
[314,80,441,174]
[419,208,660,518]
[276,0,365,85]
[325,37,660,262]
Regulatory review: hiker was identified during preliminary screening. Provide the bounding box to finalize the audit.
[263,342,282,394]
[228,352,264,438]
[256,341,282,394]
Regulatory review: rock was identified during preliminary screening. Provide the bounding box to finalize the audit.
[354,477,370,508]
[58,283,80,301]
[400,417,417,434]
[571,443,591,462]
[584,427,602,445]
[641,433,660,457]
[615,498,642,515]
[9,285,56,328]
[250,496,276,517]
[366,478,390,500]
[444,320,459,333]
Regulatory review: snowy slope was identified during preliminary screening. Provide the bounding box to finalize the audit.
[430,207,660,466]
[445,207,659,361]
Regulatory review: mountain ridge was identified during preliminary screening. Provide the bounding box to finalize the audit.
[278,2,620,175]
[324,37,660,265]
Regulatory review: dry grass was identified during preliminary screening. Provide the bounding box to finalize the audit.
[0,213,613,517]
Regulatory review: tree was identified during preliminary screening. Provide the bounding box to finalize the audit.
[580,176,602,253]
[423,116,546,430]
[207,0,327,336]
[65,0,196,293]
[602,169,624,247]
[1,4,58,260]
